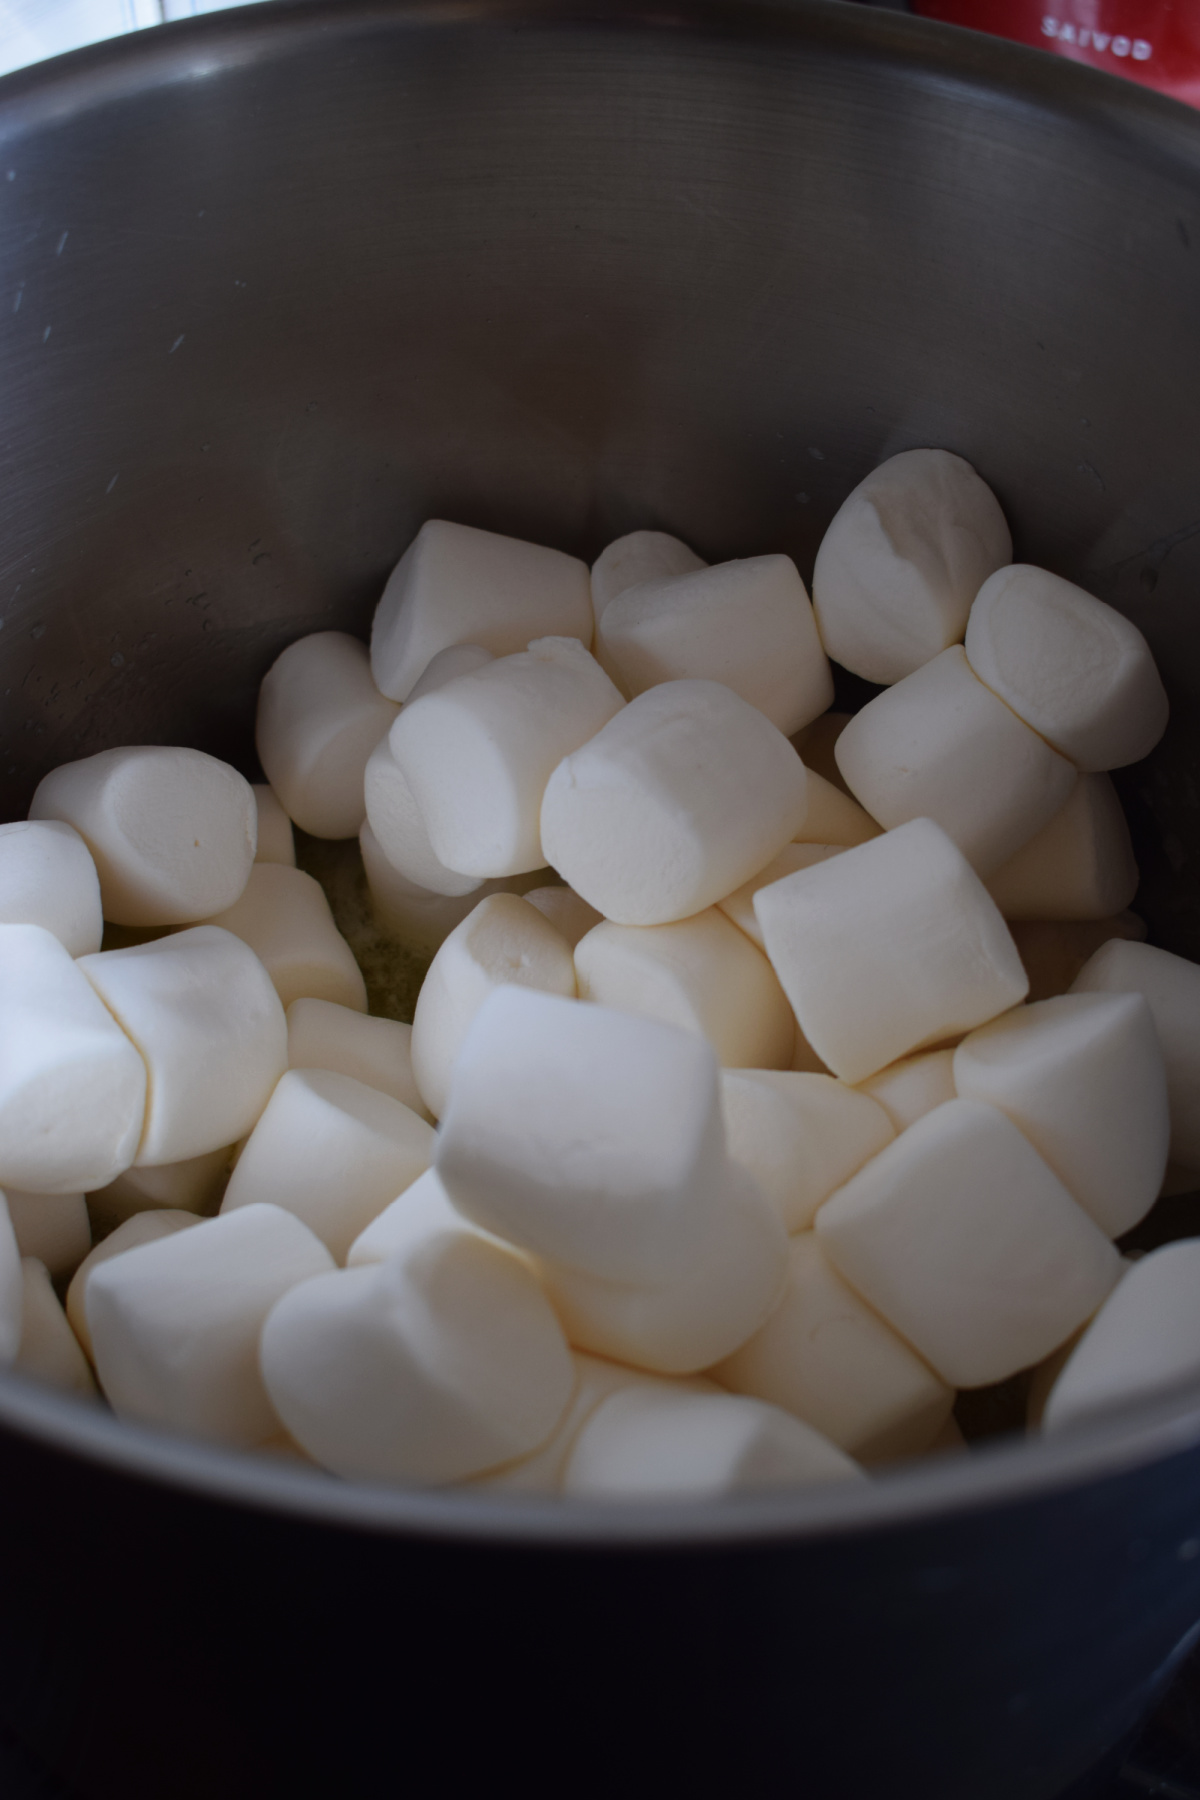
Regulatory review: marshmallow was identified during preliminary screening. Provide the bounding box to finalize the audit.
[0,1197,23,1366]
[713,1233,953,1462]
[857,1049,957,1133]
[833,648,1077,876]
[78,926,287,1166]
[346,1167,504,1267]
[575,910,795,1071]
[815,1099,1122,1386]
[87,1145,233,1238]
[1071,939,1200,1171]
[252,786,295,867]
[0,924,146,1193]
[67,1209,201,1362]
[87,1204,334,1447]
[260,1232,575,1483]
[719,1071,895,1233]
[203,864,367,1013]
[985,776,1137,922]
[6,1191,90,1278]
[370,519,593,702]
[753,819,1028,1084]
[590,530,706,620]
[562,1386,862,1499]
[30,745,256,927]
[718,845,845,950]
[406,643,495,700]
[286,997,429,1119]
[812,448,1011,685]
[954,994,1169,1238]
[793,771,881,848]
[596,555,833,737]
[390,637,624,879]
[1010,912,1146,1004]
[965,565,1169,772]
[255,632,398,840]
[221,1069,434,1263]
[15,1259,96,1398]
[541,680,810,926]
[522,885,603,949]
[0,819,102,955]
[410,894,577,1120]
[791,712,852,792]
[363,737,485,897]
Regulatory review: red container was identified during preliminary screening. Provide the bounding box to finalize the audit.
[911,1,1200,107]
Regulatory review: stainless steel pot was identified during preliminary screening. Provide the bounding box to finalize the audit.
[1,4,1200,1795]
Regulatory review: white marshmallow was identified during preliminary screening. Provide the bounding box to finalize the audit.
[203,864,367,1013]
[0,819,102,955]
[596,555,833,738]
[410,893,577,1120]
[286,997,429,1119]
[793,771,881,848]
[390,637,624,879]
[30,745,256,927]
[363,737,485,897]
[815,1098,1122,1387]
[405,642,495,700]
[562,1386,862,1499]
[1011,912,1146,1005]
[541,680,810,927]
[985,776,1137,922]
[255,632,398,840]
[0,1196,23,1366]
[0,924,146,1193]
[521,885,603,949]
[15,1259,96,1398]
[753,819,1028,1084]
[251,785,295,867]
[79,926,287,1166]
[857,1049,957,1133]
[718,845,845,950]
[719,1070,895,1233]
[346,1166,504,1267]
[833,647,1077,876]
[87,1203,334,1447]
[6,1191,90,1279]
[954,994,1169,1238]
[1071,939,1200,1171]
[221,1069,434,1263]
[87,1145,233,1238]
[713,1232,953,1462]
[811,448,1011,685]
[965,565,1169,771]
[1041,1243,1200,1433]
[67,1208,201,1362]
[791,711,852,791]
[590,530,706,620]
[370,519,594,702]
[575,911,795,1071]
[260,1232,575,1483]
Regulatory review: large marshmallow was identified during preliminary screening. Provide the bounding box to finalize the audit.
[596,555,833,738]
[0,819,102,955]
[1071,939,1200,1171]
[389,637,624,879]
[953,994,1169,1238]
[6,1191,90,1279]
[346,1166,504,1267]
[405,642,495,700]
[410,893,576,1120]
[204,864,367,1013]
[287,997,429,1119]
[0,924,146,1193]
[575,910,795,1071]
[720,1070,894,1233]
[522,885,603,948]
[815,1098,1122,1386]
[30,745,256,927]
[87,1145,233,1238]
[793,770,881,848]
[833,647,1077,876]
[359,821,550,958]
[718,844,844,951]
[1011,912,1146,1005]
[965,565,1169,771]
[260,1232,575,1484]
[713,1233,953,1462]
[985,775,1137,922]
[15,1259,96,1398]
[255,631,398,840]
[812,449,1011,685]
[66,1208,200,1362]
[857,1049,957,1133]
[252,785,295,867]
[590,530,706,620]
[0,1196,23,1366]
[87,1204,334,1447]
[370,519,594,702]
[363,737,484,897]
[78,926,287,1166]
[541,680,809,926]
[753,819,1028,1084]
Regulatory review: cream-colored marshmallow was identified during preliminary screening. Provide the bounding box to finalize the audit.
[857,1049,957,1133]
[67,1208,201,1362]
[811,448,1011,685]
[221,1069,434,1263]
[753,819,1028,1084]
[590,530,706,619]
[718,844,845,950]
[986,775,1137,922]
[521,885,603,949]
[965,565,1169,772]
[0,924,146,1193]
[0,819,102,955]
[1011,912,1146,1004]
[260,1232,575,1483]
[541,679,809,927]
[815,1098,1122,1387]
[252,785,295,867]
[255,632,398,840]
[79,926,287,1167]
[87,1145,233,1238]
[791,712,852,792]
[370,519,594,702]
[575,910,795,1071]
[6,1191,90,1279]
[719,1070,894,1232]
[405,642,495,700]
[410,893,576,1120]
[954,994,1168,1238]
[793,770,881,848]
[203,864,366,1013]
[30,745,256,927]
[286,997,429,1119]
[363,736,485,897]
[713,1232,953,1462]
[0,1197,23,1366]
[833,647,1077,876]
[15,1259,96,1397]
[345,1166,505,1267]
[360,821,550,957]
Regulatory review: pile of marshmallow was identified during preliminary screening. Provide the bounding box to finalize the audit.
[1,444,1198,1504]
